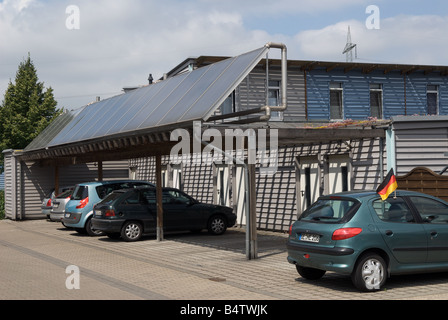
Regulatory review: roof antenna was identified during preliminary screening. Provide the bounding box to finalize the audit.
[342,26,357,62]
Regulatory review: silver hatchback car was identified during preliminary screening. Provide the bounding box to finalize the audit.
[42,186,73,219]
[49,189,74,223]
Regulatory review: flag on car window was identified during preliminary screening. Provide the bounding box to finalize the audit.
[376,168,398,200]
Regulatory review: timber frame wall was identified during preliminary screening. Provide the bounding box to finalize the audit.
[3,149,130,220]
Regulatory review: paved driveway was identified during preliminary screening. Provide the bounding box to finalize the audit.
[1,219,448,301]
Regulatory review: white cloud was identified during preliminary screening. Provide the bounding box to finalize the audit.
[0,0,268,108]
[293,21,358,60]
[197,0,370,15]
[1,0,448,111]
[292,14,448,65]
[0,0,35,14]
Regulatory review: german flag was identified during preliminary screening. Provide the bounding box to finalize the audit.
[376,168,398,200]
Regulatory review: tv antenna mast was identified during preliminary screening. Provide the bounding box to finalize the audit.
[342,26,357,62]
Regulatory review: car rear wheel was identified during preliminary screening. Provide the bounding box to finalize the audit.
[207,215,227,235]
[296,265,326,280]
[121,221,143,242]
[85,218,105,236]
[351,253,387,292]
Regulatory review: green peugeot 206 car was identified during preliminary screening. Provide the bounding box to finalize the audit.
[287,190,448,292]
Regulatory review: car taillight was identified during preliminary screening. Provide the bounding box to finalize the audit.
[289,224,293,235]
[105,210,115,217]
[332,228,362,240]
[76,197,89,209]
[46,199,52,207]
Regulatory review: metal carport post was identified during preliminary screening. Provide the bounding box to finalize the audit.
[156,154,163,241]
[193,121,258,259]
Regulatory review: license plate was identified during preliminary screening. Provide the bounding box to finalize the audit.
[64,213,71,218]
[53,203,59,208]
[299,233,320,243]
[94,210,102,216]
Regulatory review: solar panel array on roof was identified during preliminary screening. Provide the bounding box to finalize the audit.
[24,107,84,152]
[42,46,269,149]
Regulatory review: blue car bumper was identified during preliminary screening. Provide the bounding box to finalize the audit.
[62,211,84,228]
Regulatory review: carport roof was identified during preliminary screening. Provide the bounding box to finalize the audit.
[23,46,269,157]
[19,44,389,165]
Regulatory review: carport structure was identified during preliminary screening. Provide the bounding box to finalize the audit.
[8,43,386,259]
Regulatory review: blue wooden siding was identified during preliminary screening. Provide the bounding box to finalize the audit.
[305,68,448,120]
[306,72,332,119]
[382,72,406,119]
[405,73,448,116]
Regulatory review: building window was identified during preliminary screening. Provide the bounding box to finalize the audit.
[161,167,168,187]
[268,80,283,121]
[341,166,349,192]
[129,166,138,180]
[329,82,343,120]
[304,167,312,208]
[370,83,383,119]
[220,92,235,115]
[427,85,439,115]
[172,164,183,190]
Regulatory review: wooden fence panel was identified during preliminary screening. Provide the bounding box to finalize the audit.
[397,167,448,201]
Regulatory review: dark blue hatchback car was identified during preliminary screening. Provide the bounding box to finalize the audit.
[92,187,237,241]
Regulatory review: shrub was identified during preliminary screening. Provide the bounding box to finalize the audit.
[0,190,4,220]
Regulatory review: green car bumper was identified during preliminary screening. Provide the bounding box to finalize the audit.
[287,239,357,274]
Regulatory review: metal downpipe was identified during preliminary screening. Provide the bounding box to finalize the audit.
[260,42,288,121]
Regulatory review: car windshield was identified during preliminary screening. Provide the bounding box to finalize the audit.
[299,198,359,223]
[56,189,73,198]
[99,191,124,205]
[95,182,151,200]
[44,189,54,198]
[71,186,88,200]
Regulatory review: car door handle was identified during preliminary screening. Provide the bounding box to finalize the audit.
[430,231,438,237]
[385,230,393,236]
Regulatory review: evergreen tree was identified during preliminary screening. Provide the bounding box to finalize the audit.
[0,54,61,163]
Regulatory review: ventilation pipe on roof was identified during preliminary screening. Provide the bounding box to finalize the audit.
[260,42,288,121]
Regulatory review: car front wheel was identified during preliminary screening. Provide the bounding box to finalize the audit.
[207,215,227,235]
[121,221,143,242]
[351,253,387,292]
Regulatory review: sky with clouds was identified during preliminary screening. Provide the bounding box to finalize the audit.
[1,0,448,110]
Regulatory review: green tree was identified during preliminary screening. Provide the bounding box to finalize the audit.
[0,54,61,162]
